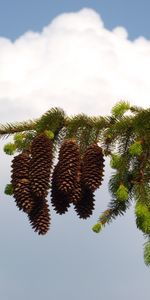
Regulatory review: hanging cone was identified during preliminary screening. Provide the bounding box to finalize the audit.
[68,179,82,204]
[30,133,53,198]
[11,152,34,213]
[82,144,105,192]
[56,139,80,193]
[51,164,70,214]
[28,199,50,235]
[51,188,70,215]
[74,185,95,219]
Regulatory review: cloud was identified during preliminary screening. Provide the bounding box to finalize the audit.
[0,8,150,123]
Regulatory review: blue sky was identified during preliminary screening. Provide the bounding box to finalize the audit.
[0,1,150,300]
[0,0,150,40]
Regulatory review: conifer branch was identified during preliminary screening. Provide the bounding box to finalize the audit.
[1,100,150,266]
[0,120,37,138]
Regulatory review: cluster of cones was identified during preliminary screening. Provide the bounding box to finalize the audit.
[11,133,53,235]
[51,140,105,219]
[11,135,105,235]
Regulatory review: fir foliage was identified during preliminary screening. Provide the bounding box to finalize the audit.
[111,101,130,117]
[0,120,36,138]
[35,107,65,136]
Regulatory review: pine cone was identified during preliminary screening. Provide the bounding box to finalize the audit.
[68,180,82,204]
[82,144,105,191]
[30,134,53,198]
[56,139,80,193]
[51,164,70,214]
[28,199,50,235]
[11,152,34,213]
[74,185,95,219]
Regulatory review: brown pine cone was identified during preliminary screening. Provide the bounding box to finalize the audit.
[82,144,105,191]
[74,185,95,219]
[11,152,34,213]
[56,139,80,193]
[51,164,70,214]
[68,180,82,204]
[30,133,53,198]
[28,199,50,235]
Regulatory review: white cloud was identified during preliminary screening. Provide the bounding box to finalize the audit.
[0,8,150,123]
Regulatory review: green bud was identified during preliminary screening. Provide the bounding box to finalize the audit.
[3,143,16,155]
[14,133,25,142]
[4,184,13,195]
[144,241,150,266]
[92,223,103,233]
[116,184,128,201]
[110,154,121,169]
[44,130,54,140]
[135,202,150,218]
[129,141,143,156]
[135,202,150,234]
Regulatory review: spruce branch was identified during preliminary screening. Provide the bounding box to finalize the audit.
[111,100,130,117]
[0,120,37,138]
[35,107,66,135]
[1,101,150,266]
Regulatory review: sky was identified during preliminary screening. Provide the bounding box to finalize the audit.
[0,1,150,299]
